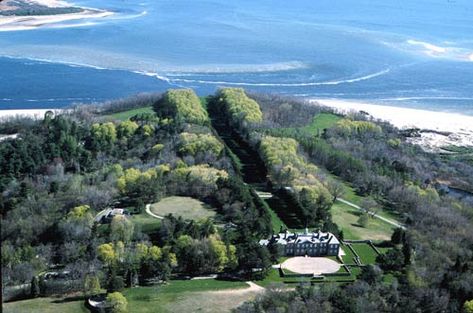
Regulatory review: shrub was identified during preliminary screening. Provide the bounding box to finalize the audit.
[106,291,128,313]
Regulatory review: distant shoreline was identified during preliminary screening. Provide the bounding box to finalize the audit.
[0,109,59,120]
[312,98,473,151]
[0,0,113,31]
[1,98,473,153]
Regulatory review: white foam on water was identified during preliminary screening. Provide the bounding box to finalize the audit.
[167,68,390,87]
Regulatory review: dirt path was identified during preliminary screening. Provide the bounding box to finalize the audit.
[210,281,265,295]
[164,282,265,313]
[337,198,405,229]
[145,203,164,219]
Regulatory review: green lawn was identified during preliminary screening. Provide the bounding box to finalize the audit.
[123,279,248,313]
[150,196,216,221]
[300,113,342,134]
[350,243,379,265]
[255,268,312,288]
[105,106,154,121]
[268,206,286,233]
[3,295,88,313]
[323,171,402,224]
[269,112,342,137]
[130,213,161,233]
[4,280,248,313]
[331,202,394,241]
[341,244,357,264]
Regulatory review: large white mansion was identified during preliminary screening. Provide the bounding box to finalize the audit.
[260,230,340,257]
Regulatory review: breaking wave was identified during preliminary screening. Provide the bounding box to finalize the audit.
[386,39,473,62]
[165,68,391,87]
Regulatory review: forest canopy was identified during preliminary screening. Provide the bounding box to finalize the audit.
[153,89,209,125]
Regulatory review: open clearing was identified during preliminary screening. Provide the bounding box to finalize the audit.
[163,282,263,313]
[130,213,161,233]
[281,257,341,275]
[331,202,394,241]
[123,279,255,313]
[3,295,87,313]
[105,106,154,121]
[5,280,252,313]
[150,196,216,221]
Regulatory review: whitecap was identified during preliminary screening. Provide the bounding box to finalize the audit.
[167,68,390,87]
[407,40,447,54]
[389,38,473,62]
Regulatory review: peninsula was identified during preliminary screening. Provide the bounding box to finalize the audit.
[0,0,113,31]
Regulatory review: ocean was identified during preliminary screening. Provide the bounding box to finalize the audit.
[1,0,473,114]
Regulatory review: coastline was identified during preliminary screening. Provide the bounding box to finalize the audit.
[312,99,473,151]
[0,109,58,120]
[0,0,113,31]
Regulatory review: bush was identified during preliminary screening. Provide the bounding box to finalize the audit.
[107,291,128,313]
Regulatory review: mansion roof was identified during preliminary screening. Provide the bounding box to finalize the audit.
[260,230,340,246]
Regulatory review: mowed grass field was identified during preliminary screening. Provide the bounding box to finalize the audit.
[331,202,395,241]
[105,106,154,121]
[4,280,250,313]
[150,196,216,220]
[130,213,161,233]
[301,112,342,134]
[123,279,251,313]
[3,296,88,313]
[350,243,379,264]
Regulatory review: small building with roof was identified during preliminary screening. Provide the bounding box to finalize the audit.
[259,229,340,257]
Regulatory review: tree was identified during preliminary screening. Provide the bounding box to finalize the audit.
[359,264,382,284]
[376,248,405,271]
[215,88,263,125]
[361,198,378,216]
[237,241,272,279]
[67,205,93,224]
[107,292,128,313]
[107,273,125,292]
[117,120,138,139]
[464,300,473,313]
[91,122,117,150]
[154,89,208,125]
[209,236,237,271]
[357,212,369,228]
[326,180,345,201]
[97,243,117,266]
[84,274,101,297]
[178,132,223,157]
[110,216,134,243]
[391,227,405,245]
[30,276,40,297]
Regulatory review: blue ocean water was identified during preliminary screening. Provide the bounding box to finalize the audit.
[0,0,472,114]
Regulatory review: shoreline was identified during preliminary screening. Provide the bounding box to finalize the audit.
[311,98,473,151]
[0,0,113,31]
[1,99,473,152]
[0,109,59,120]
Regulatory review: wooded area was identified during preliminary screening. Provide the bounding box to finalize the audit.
[1,88,473,312]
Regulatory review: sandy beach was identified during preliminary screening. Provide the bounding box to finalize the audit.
[0,0,113,31]
[312,99,473,151]
[0,109,59,120]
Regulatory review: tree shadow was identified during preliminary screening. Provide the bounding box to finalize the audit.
[350,223,364,228]
[51,295,85,303]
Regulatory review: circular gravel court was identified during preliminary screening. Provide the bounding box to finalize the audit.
[281,257,341,275]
